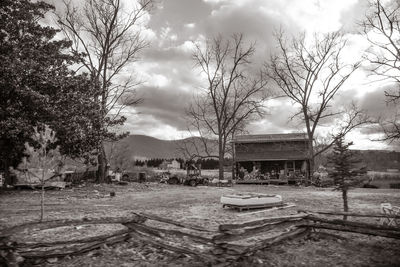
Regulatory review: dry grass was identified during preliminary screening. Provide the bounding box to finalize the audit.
[1,184,400,266]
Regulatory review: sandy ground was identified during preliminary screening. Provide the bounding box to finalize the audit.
[1,183,400,266]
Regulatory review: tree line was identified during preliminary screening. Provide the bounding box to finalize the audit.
[133,158,222,170]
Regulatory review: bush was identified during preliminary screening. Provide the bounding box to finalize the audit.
[390,183,400,189]
[363,183,379,189]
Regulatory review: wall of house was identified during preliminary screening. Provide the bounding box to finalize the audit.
[235,141,309,161]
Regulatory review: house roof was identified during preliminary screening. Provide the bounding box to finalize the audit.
[233,133,309,143]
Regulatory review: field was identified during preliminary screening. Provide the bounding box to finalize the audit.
[1,183,400,266]
[367,171,400,188]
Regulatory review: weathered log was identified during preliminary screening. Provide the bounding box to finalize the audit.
[300,222,400,239]
[215,227,310,256]
[219,214,307,232]
[237,203,296,217]
[213,220,305,243]
[306,215,400,232]
[246,227,310,253]
[299,210,400,219]
[10,228,130,249]
[129,231,216,263]
[18,233,130,258]
[213,242,248,255]
[137,212,212,232]
[125,222,213,245]
[0,214,146,238]
[125,223,165,238]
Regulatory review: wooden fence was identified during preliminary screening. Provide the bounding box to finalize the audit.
[1,211,399,266]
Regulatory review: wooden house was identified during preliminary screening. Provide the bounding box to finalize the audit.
[233,133,311,184]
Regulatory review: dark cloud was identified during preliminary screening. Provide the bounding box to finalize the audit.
[359,85,398,118]
[134,86,193,130]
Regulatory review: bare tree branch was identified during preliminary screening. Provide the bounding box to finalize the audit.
[361,0,400,142]
[56,0,154,182]
[265,30,366,172]
[186,34,270,179]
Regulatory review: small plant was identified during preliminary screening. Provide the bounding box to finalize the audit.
[24,125,61,221]
[329,134,365,220]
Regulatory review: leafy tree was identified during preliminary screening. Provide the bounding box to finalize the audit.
[0,0,101,185]
[328,135,366,220]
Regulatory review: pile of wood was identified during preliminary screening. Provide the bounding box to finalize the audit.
[1,210,400,266]
[213,214,309,258]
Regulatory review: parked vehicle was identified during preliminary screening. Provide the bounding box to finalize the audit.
[162,163,209,186]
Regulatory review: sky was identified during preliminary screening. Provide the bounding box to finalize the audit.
[48,0,400,151]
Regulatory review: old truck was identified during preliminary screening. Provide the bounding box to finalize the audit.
[162,163,209,186]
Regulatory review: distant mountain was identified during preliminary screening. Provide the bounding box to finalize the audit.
[316,149,400,171]
[352,150,400,171]
[105,135,217,169]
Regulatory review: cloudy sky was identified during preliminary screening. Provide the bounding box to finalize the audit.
[49,0,399,151]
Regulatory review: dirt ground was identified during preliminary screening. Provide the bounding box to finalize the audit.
[1,183,400,266]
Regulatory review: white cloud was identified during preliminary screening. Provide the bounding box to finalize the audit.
[177,40,196,53]
[146,74,170,87]
[347,129,391,150]
[184,23,196,28]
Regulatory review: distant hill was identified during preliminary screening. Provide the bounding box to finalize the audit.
[106,135,182,159]
[316,149,400,171]
[105,135,217,169]
[352,150,400,171]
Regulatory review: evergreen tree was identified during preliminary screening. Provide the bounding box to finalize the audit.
[0,0,100,185]
[329,135,365,220]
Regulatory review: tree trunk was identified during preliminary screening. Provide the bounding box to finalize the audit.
[308,141,315,185]
[304,113,315,186]
[218,135,224,180]
[40,183,44,222]
[97,142,107,183]
[231,141,235,181]
[2,158,10,188]
[342,189,348,221]
[40,168,45,222]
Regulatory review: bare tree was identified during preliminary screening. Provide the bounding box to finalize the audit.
[362,0,400,141]
[188,34,269,180]
[24,126,61,222]
[265,30,367,175]
[57,0,153,182]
